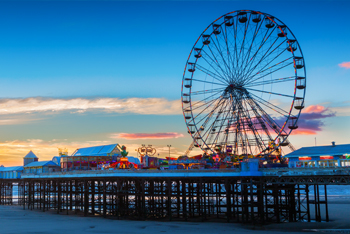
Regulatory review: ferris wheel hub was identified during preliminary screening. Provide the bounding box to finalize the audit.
[225,84,244,93]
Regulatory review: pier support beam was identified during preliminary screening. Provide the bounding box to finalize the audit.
[0,176,341,223]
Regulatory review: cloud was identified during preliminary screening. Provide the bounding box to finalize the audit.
[290,129,316,135]
[339,61,350,69]
[111,132,184,140]
[0,97,181,116]
[303,105,326,114]
[329,105,350,117]
[0,117,43,125]
[291,105,335,135]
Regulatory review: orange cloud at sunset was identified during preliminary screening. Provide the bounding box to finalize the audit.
[111,132,184,140]
[339,61,350,69]
[303,105,326,113]
[290,129,317,135]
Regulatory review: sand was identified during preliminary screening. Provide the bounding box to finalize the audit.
[0,203,350,234]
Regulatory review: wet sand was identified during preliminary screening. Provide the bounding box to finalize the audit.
[0,203,350,234]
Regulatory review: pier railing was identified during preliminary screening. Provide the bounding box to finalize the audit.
[18,167,350,179]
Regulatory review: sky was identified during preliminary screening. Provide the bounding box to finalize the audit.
[0,0,349,166]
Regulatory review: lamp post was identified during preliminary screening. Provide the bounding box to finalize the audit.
[167,145,171,158]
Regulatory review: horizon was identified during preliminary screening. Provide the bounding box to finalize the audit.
[1,1,350,166]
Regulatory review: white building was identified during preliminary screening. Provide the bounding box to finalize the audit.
[284,142,350,168]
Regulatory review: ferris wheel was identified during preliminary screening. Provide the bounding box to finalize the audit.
[181,10,306,156]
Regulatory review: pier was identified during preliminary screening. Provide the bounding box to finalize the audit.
[1,170,349,224]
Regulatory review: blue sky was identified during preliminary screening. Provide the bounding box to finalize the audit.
[0,1,349,166]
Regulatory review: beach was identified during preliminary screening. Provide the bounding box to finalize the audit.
[1,201,350,234]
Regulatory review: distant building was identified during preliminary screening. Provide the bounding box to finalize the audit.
[285,142,350,168]
[23,161,61,175]
[23,150,38,166]
[60,144,123,171]
[0,166,23,179]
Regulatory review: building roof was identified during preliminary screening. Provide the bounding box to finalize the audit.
[24,150,38,159]
[0,166,23,172]
[72,144,120,156]
[24,161,59,168]
[285,143,350,158]
[52,156,61,165]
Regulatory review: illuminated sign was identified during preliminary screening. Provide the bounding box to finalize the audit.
[320,156,334,160]
[299,156,312,161]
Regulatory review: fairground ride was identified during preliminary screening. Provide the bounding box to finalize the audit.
[181,10,305,160]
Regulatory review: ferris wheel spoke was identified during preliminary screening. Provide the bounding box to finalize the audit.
[210,97,234,133]
[199,52,230,83]
[191,96,221,111]
[190,87,225,96]
[232,15,242,76]
[243,61,294,86]
[219,92,240,151]
[236,16,265,80]
[225,28,244,79]
[192,95,226,121]
[195,64,229,84]
[209,99,237,148]
[222,25,236,76]
[247,95,286,134]
[240,36,283,82]
[244,97,273,143]
[234,25,249,77]
[192,64,227,84]
[248,37,287,73]
[245,87,295,98]
[237,97,261,154]
[249,57,293,80]
[224,29,242,78]
[191,78,227,86]
[241,96,267,152]
[238,27,277,81]
[190,90,225,108]
[243,43,290,83]
[235,14,253,77]
[203,46,229,81]
[241,26,276,70]
[250,98,287,132]
[248,92,290,116]
[201,99,232,145]
[193,98,228,131]
[232,111,242,154]
[232,93,265,155]
[188,105,220,139]
[246,95,286,135]
[244,76,295,88]
[212,31,234,78]
[227,99,242,154]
